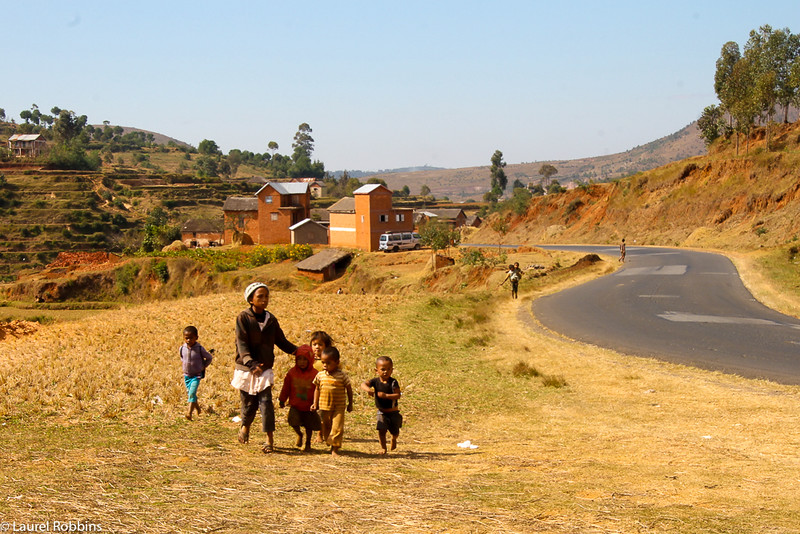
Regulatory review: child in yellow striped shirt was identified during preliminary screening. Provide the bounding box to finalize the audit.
[310,347,353,456]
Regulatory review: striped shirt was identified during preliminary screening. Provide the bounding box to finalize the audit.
[313,369,351,411]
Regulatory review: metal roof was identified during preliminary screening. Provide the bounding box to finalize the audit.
[8,134,45,142]
[353,183,389,195]
[257,181,309,196]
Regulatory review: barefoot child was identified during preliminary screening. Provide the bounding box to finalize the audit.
[232,282,298,453]
[361,356,402,454]
[311,347,353,456]
[278,345,321,451]
[309,331,333,442]
[179,325,213,420]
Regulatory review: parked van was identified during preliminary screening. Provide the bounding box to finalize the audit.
[379,231,421,252]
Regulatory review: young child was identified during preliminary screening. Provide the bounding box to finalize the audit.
[310,331,333,373]
[278,344,321,451]
[179,325,213,420]
[311,347,353,456]
[309,331,333,443]
[232,282,298,453]
[361,356,402,454]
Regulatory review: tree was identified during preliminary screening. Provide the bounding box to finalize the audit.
[697,105,725,145]
[52,109,88,144]
[268,141,279,155]
[715,41,742,125]
[400,185,411,197]
[489,150,507,197]
[225,211,257,245]
[292,123,314,159]
[538,164,558,188]
[491,217,510,251]
[0,108,5,121]
[198,139,220,155]
[419,220,461,271]
[420,184,431,197]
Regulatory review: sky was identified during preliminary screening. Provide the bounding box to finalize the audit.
[3,1,799,172]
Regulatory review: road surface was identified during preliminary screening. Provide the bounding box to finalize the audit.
[531,245,800,385]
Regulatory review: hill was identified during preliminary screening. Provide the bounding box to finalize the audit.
[469,120,800,252]
[360,122,707,202]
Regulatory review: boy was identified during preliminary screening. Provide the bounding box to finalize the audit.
[361,356,402,454]
[278,345,321,451]
[179,325,213,420]
[311,347,353,456]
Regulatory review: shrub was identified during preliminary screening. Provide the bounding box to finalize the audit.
[511,361,540,377]
[115,262,141,295]
[152,260,169,283]
[541,374,568,388]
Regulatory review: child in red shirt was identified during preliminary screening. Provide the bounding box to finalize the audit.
[278,345,321,451]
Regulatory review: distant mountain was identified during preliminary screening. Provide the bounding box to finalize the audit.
[329,166,445,180]
[359,122,707,202]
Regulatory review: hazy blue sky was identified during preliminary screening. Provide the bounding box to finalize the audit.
[3,1,798,171]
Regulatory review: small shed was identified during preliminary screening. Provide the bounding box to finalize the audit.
[465,214,483,228]
[295,248,352,282]
[181,218,223,247]
[289,218,328,245]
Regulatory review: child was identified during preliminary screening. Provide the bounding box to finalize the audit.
[499,263,522,299]
[310,331,333,372]
[179,325,213,420]
[311,347,353,456]
[278,345,321,451]
[361,356,402,454]
[232,282,298,453]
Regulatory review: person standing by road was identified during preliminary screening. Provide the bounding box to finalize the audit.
[619,238,626,262]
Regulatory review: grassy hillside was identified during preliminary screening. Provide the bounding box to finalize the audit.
[470,121,800,252]
[362,122,706,202]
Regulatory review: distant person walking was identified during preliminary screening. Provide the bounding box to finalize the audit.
[499,263,523,299]
[619,238,626,263]
[179,325,213,420]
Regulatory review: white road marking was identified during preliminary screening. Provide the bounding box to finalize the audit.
[617,265,688,276]
[658,311,800,329]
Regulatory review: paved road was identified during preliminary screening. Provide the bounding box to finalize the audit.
[531,245,800,385]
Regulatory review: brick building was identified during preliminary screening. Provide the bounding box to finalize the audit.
[328,184,413,252]
[222,182,311,245]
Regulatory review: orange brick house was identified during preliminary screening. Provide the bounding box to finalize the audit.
[222,182,310,245]
[328,184,413,252]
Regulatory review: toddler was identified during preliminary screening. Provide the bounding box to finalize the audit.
[311,347,353,456]
[278,345,321,451]
[361,356,402,454]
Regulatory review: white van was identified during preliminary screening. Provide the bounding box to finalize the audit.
[379,231,421,252]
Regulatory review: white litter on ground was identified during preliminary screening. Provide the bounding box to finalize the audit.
[457,440,478,449]
[232,416,242,423]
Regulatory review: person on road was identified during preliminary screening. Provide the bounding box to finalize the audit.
[619,238,626,262]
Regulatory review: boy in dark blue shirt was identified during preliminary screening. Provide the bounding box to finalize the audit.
[360,356,402,454]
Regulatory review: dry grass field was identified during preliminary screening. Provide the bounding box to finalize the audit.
[1,250,800,533]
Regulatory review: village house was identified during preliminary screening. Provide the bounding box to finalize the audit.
[181,218,224,247]
[295,248,352,282]
[7,133,47,158]
[289,218,328,245]
[328,184,413,252]
[413,208,467,229]
[222,182,311,245]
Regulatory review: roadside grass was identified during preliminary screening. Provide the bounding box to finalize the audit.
[728,246,800,318]
[1,254,800,531]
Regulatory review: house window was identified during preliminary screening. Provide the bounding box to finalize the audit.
[396,213,405,222]
[271,213,278,221]
[361,215,365,223]
[265,196,273,204]
[379,214,388,223]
